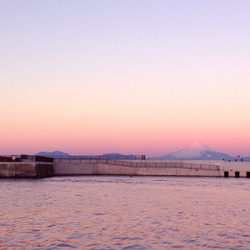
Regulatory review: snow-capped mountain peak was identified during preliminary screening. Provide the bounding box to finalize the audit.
[149,142,232,160]
[171,142,216,159]
[188,142,205,148]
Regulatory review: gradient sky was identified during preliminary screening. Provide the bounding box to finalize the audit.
[1,0,250,157]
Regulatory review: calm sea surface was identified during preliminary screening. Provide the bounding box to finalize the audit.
[0,176,250,249]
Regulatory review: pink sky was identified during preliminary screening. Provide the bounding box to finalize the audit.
[1,1,250,157]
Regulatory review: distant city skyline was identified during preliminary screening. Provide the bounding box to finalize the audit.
[1,1,250,157]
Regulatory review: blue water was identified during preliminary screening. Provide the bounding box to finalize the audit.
[0,176,250,249]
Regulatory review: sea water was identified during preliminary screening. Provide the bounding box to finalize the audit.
[0,176,249,249]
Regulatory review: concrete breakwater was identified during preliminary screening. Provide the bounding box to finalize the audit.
[0,155,54,178]
[1,155,250,178]
[54,159,220,177]
[54,159,250,178]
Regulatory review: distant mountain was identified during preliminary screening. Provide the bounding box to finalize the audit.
[150,142,233,160]
[36,151,140,160]
[241,157,250,162]
[36,151,70,157]
[35,147,249,161]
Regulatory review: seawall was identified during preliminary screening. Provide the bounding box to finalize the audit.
[0,162,54,178]
[54,160,97,175]
[1,157,249,178]
[54,159,250,178]
[97,163,220,177]
[0,155,54,178]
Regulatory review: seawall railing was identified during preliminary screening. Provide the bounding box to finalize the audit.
[54,155,146,161]
[54,158,220,171]
[97,160,220,171]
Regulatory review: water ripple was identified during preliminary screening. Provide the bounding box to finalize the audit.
[0,176,250,249]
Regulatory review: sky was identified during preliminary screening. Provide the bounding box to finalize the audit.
[1,0,250,157]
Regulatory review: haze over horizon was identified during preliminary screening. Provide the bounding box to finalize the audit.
[1,1,250,157]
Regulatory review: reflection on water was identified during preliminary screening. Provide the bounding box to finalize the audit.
[0,176,250,249]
